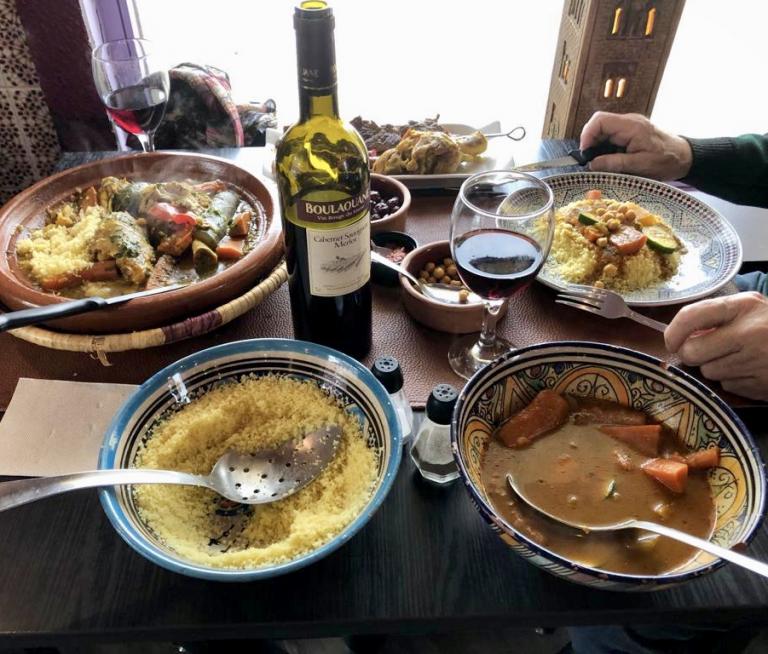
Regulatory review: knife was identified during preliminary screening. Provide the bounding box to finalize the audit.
[515,141,627,173]
[0,283,186,332]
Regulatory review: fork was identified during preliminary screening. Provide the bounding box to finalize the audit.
[555,285,668,333]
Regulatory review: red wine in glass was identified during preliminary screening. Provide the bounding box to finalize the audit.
[453,229,544,300]
[105,84,167,137]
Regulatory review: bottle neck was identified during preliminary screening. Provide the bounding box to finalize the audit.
[299,89,339,121]
[295,9,339,122]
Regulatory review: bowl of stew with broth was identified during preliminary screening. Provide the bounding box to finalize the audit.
[452,341,766,591]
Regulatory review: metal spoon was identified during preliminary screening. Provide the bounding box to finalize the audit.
[370,249,480,305]
[505,473,768,579]
[0,425,342,512]
[481,125,527,141]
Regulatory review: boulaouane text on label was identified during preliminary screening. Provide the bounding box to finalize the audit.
[297,191,368,224]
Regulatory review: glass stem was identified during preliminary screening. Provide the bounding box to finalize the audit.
[476,300,504,360]
[144,131,156,152]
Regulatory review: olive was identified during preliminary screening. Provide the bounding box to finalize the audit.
[370,190,381,204]
[386,197,400,211]
[375,202,389,216]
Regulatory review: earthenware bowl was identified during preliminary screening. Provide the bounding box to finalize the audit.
[0,152,284,333]
[452,341,766,591]
[370,173,411,235]
[399,240,507,334]
[99,338,402,581]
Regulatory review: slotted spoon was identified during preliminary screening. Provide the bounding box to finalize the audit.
[0,425,342,512]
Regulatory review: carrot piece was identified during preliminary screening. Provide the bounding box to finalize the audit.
[585,189,602,200]
[641,458,688,494]
[599,424,661,457]
[496,390,570,449]
[583,226,602,242]
[81,260,119,282]
[216,237,246,260]
[40,272,82,291]
[609,226,647,255]
[686,446,721,470]
[229,210,252,237]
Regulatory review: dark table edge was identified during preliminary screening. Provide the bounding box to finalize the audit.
[3,607,768,647]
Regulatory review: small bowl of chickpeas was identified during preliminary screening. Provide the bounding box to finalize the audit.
[399,240,506,334]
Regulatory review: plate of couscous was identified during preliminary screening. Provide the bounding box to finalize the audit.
[537,172,742,306]
[98,338,401,581]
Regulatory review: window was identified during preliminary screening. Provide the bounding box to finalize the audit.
[135,1,563,136]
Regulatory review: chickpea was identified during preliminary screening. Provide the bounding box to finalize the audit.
[596,237,608,248]
[606,218,621,232]
[427,275,436,284]
[594,280,605,289]
[458,289,470,303]
[603,263,618,277]
[433,266,445,280]
[425,262,436,272]
[624,210,636,221]
[419,270,429,280]
[443,258,454,267]
[604,211,617,221]
[595,222,609,235]
[443,274,452,283]
[595,207,606,216]
[446,264,458,277]
[450,279,463,287]
[617,205,628,214]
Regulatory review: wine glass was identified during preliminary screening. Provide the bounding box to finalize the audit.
[448,170,555,379]
[91,38,170,152]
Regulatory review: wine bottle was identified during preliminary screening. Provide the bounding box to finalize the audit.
[276,0,372,359]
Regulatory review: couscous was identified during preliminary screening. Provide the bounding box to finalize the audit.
[133,375,378,569]
[548,189,683,291]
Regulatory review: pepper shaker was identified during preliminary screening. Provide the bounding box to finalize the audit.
[371,356,414,445]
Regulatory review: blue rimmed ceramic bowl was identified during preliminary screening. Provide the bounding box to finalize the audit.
[452,341,766,591]
[98,338,402,581]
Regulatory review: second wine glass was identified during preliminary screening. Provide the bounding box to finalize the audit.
[448,170,555,379]
[92,38,169,152]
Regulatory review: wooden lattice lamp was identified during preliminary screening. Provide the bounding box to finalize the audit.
[543,0,686,139]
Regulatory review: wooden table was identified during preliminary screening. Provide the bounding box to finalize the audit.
[1,143,767,647]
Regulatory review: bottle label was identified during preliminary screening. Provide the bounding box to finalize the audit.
[306,214,371,297]
[297,191,368,224]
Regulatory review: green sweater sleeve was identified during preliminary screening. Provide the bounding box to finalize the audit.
[681,134,768,208]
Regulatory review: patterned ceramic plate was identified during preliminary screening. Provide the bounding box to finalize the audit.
[538,172,743,306]
[452,342,766,591]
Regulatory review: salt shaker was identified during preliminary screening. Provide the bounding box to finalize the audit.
[371,356,414,445]
[410,383,459,485]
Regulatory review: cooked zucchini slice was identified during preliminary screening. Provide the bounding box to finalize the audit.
[578,211,599,225]
[644,224,678,254]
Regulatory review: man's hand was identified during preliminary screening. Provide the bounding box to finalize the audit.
[665,293,768,401]
[580,112,693,180]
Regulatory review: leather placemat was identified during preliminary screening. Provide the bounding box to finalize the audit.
[0,195,752,411]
